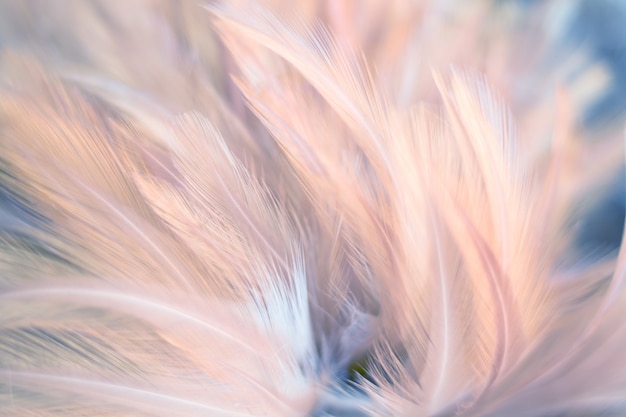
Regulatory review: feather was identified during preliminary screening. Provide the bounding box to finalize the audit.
[0,1,625,417]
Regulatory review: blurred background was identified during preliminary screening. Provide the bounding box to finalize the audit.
[553,0,626,256]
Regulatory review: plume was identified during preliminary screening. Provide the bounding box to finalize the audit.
[0,1,625,416]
